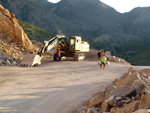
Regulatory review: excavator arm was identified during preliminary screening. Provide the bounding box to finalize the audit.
[38,35,65,56]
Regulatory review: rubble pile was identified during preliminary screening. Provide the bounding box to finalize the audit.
[81,67,150,113]
[0,57,18,66]
[85,49,99,61]
[0,39,23,66]
[85,49,130,65]
[108,55,130,65]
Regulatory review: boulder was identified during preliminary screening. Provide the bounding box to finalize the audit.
[80,106,88,113]
[106,95,114,101]
[110,100,140,113]
[80,110,86,113]
[140,69,150,77]
[86,107,101,113]
[128,67,134,73]
[0,58,6,65]
[139,91,150,109]
[107,56,130,65]
[90,92,105,107]
[101,101,111,112]
[113,70,141,87]
[12,61,17,66]
[120,98,132,104]
[106,85,136,99]
[109,99,119,107]
[135,83,148,96]
[132,95,141,100]
[0,59,3,64]
[133,109,150,113]
[101,95,116,112]
[105,86,117,96]
[6,59,12,65]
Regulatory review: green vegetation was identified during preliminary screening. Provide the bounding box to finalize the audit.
[89,36,150,66]
[18,20,53,41]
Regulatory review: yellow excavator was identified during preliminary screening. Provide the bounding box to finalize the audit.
[20,35,89,67]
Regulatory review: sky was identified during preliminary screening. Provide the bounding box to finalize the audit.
[47,0,150,13]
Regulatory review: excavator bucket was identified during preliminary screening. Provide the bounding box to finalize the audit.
[20,54,42,67]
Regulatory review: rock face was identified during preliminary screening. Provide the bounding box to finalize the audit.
[83,68,150,113]
[0,4,36,51]
[0,4,38,66]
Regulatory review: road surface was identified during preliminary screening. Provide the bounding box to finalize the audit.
[0,61,149,113]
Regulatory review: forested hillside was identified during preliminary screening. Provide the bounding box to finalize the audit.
[0,0,150,65]
[18,20,53,41]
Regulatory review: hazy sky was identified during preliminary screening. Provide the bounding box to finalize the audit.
[47,0,150,13]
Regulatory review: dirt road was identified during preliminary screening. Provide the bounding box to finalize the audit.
[0,61,149,113]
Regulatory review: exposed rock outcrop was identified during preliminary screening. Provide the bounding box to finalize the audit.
[0,4,36,51]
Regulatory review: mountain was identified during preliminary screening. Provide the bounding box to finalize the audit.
[0,0,123,37]
[51,0,122,37]
[0,0,150,65]
[126,7,150,40]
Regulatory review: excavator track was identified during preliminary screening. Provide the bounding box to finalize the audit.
[74,53,85,61]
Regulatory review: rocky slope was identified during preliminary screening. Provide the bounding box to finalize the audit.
[0,4,38,65]
[82,67,150,113]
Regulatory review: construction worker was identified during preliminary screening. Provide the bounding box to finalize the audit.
[100,55,106,69]
[56,47,60,61]
[97,50,101,58]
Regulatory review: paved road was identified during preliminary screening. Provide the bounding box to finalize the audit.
[0,61,149,113]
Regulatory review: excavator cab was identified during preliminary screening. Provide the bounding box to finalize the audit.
[58,38,69,52]
[68,36,89,61]
[69,36,82,53]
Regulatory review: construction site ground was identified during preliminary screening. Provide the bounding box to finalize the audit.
[0,60,149,113]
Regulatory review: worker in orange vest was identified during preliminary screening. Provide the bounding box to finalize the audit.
[56,48,61,61]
